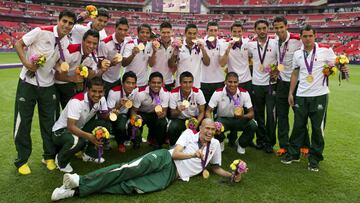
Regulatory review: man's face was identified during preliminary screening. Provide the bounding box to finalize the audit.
[149,77,163,93]
[273,21,288,40]
[180,77,193,93]
[231,26,243,38]
[57,16,75,37]
[255,23,268,39]
[301,30,316,48]
[185,28,197,43]
[225,76,239,93]
[82,35,99,55]
[200,121,216,142]
[88,85,104,103]
[207,25,218,38]
[123,77,136,95]
[160,27,172,43]
[93,16,109,31]
[115,24,129,40]
[138,27,151,42]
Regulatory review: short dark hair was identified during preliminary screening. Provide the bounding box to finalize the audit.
[59,9,76,23]
[230,21,243,31]
[83,29,100,42]
[160,21,172,30]
[273,16,288,26]
[185,23,197,33]
[225,72,239,81]
[206,21,218,31]
[300,24,316,35]
[137,24,152,34]
[97,8,110,19]
[122,71,137,83]
[180,71,194,83]
[87,76,104,89]
[116,17,129,28]
[254,19,269,28]
[149,71,163,82]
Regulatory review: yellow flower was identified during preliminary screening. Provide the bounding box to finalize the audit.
[331,67,337,76]
[233,159,240,165]
[135,120,142,127]
[230,163,237,171]
[221,126,224,132]
[339,58,346,64]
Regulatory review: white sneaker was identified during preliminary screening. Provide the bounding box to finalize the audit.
[55,155,73,173]
[220,142,225,152]
[124,140,132,146]
[82,153,105,163]
[63,173,80,189]
[51,185,75,201]
[237,143,246,154]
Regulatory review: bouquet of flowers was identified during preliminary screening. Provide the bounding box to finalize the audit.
[85,5,98,19]
[185,117,199,133]
[230,159,248,182]
[27,53,46,78]
[75,64,89,92]
[130,114,143,148]
[264,64,279,83]
[335,55,350,83]
[322,63,337,86]
[214,121,224,135]
[92,126,110,163]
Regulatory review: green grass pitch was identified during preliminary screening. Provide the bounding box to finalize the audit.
[0,52,359,202]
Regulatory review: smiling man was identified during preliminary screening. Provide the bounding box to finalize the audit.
[13,10,76,175]
[52,77,110,173]
[51,118,242,201]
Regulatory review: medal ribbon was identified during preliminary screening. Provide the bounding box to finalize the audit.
[232,40,242,50]
[279,41,288,64]
[206,39,216,50]
[257,39,269,66]
[198,139,211,171]
[150,88,161,105]
[303,45,316,75]
[226,87,240,107]
[55,37,65,62]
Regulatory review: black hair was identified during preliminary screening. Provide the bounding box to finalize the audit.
[149,71,163,82]
[82,29,100,42]
[185,23,197,33]
[180,71,194,83]
[206,21,218,31]
[87,76,104,89]
[230,21,243,31]
[225,72,239,81]
[97,8,110,19]
[254,19,269,28]
[160,21,172,30]
[59,9,76,23]
[122,71,137,83]
[300,24,316,35]
[273,16,288,26]
[137,24,152,34]
[116,17,129,28]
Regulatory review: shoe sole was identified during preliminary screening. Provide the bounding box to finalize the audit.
[41,159,56,171]
[51,187,62,201]
[281,159,300,165]
[63,174,78,189]
[308,167,319,172]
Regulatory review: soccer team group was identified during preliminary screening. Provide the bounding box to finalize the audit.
[12,7,348,201]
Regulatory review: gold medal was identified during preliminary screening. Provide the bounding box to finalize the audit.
[192,39,198,44]
[208,36,215,42]
[306,74,314,83]
[137,43,145,51]
[182,100,190,108]
[109,112,117,121]
[277,64,285,72]
[259,64,264,72]
[232,37,240,42]
[234,106,244,116]
[124,100,133,109]
[60,62,69,72]
[202,169,210,179]
[154,105,163,113]
[113,53,123,63]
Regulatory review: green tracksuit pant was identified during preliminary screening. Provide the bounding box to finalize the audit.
[13,80,58,168]
[78,149,177,196]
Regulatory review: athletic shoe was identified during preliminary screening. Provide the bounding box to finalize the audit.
[18,163,31,175]
[42,159,57,170]
[276,148,287,157]
[55,155,73,173]
[124,140,132,146]
[236,143,246,154]
[308,162,319,172]
[300,147,310,157]
[118,144,126,153]
[51,185,74,201]
[82,153,105,164]
[281,153,300,164]
[264,144,274,154]
[63,173,80,189]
